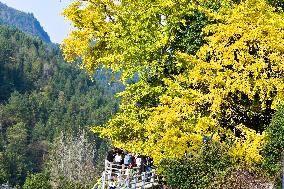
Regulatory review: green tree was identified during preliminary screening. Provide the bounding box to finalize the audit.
[23,172,51,189]
[5,122,31,186]
[0,152,9,184]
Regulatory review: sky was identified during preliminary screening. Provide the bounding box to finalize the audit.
[0,0,74,43]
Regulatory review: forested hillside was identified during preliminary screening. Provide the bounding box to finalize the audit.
[0,2,51,43]
[0,24,117,188]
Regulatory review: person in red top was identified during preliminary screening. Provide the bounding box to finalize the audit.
[131,153,136,167]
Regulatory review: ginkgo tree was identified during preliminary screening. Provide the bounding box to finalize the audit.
[62,0,284,165]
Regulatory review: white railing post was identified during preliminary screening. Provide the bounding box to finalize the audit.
[141,172,146,189]
[121,164,124,172]
[117,170,122,189]
[134,174,137,189]
[102,171,106,189]
[105,160,108,168]
[126,175,130,189]
[105,160,109,174]
[150,171,155,187]
[107,171,111,188]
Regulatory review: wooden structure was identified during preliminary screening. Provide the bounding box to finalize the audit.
[92,160,160,189]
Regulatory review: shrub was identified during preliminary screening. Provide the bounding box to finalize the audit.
[23,172,51,189]
[160,141,232,189]
[57,177,96,189]
[209,168,272,189]
[263,106,284,174]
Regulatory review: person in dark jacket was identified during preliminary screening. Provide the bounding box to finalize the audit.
[107,149,115,162]
[141,155,147,173]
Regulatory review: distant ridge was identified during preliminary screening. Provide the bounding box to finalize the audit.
[0,1,51,43]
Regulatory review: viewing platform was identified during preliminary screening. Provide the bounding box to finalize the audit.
[92,160,160,189]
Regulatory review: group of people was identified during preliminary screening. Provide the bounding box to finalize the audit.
[106,148,154,174]
[106,148,155,188]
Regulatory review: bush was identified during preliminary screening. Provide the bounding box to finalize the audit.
[160,141,232,189]
[209,168,272,189]
[263,106,284,174]
[57,177,95,189]
[23,172,51,189]
[58,178,84,189]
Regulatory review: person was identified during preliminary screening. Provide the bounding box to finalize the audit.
[125,165,131,177]
[108,179,116,189]
[141,155,146,173]
[124,164,131,188]
[130,153,136,167]
[107,149,115,162]
[114,153,123,168]
[124,153,131,166]
[120,153,125,165]
[145,157,152,170]
[136,155,142,173]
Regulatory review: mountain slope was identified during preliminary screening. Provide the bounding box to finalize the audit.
[0,2,51,43]
[0,23,117,187]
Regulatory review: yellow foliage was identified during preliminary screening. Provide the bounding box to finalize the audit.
[64,0,284,165]
[228,125,266,165]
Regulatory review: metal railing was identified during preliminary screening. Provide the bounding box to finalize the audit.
[92,160,159,189]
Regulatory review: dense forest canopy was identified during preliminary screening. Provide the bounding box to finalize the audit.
[0,21,118,187]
